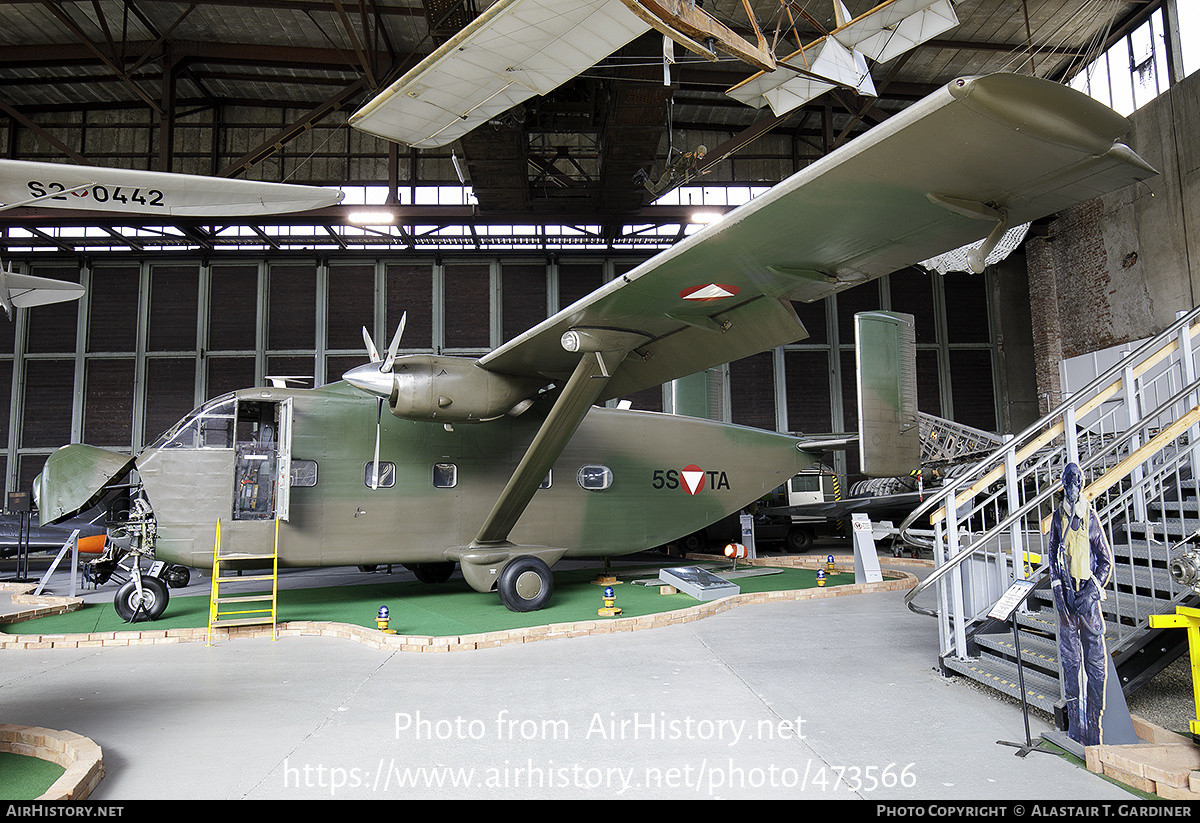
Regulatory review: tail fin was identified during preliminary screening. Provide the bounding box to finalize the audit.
[855,310,919,477]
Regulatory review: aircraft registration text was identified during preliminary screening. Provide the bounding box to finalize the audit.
[652,466,730,495]
[27,180,165,207]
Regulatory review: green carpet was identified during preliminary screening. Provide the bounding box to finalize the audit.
[4,562,856,638]
[0,751,64,800]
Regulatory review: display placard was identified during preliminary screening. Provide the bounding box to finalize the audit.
[988,579,1037,622]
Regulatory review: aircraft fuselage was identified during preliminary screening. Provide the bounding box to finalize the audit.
[134,382,813,590]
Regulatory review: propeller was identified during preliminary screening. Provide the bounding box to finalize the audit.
[355,313,406,489]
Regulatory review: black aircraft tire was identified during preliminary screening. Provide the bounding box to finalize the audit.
[413,562,456,584]
[164,565,190,588]
[785,525,814,553]
[114,576,170,622]
[497,556,554,612]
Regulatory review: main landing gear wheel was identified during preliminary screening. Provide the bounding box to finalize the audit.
[413,562,456,584]
[113,576,170,623]
[497,556,554,612]
[163,565,190,588]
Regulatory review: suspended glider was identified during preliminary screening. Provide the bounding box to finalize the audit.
[349,0,957,149]
[0,159,343,319]
[728,0,959,116]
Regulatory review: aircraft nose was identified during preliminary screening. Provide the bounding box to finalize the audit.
[343,363,395,399]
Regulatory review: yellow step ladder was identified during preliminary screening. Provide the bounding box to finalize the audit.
[207,518,279,645]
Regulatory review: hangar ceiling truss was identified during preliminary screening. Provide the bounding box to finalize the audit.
[0,0,1177,255]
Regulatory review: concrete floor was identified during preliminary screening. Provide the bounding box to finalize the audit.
[1,547,1141,800]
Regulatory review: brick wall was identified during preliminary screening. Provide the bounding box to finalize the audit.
[1024,199,1115,414]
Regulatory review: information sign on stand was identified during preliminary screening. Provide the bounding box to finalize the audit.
[991,579,1062,758]
[6,491,31,582]
[738,513,757,558]
[850,514,883,583]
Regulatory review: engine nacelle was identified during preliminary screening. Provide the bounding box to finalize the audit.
[388,355,545,423]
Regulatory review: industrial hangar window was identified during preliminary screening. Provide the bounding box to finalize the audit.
[0,256,1007,502]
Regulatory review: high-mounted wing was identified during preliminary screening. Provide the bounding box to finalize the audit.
[349,0,650,149]
[479,73,1156,401]
[0,159,344,217]
[728,0,959,116]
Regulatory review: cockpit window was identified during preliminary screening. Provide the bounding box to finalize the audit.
[151,394,236,449]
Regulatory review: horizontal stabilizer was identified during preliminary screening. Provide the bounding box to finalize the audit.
[1,270,85,309]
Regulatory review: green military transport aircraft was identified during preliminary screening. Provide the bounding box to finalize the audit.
[34,74,1156,620]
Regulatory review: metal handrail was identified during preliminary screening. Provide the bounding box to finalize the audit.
[902,332,1200,624]
[904,392,1198,617]
[898,306,1200,546]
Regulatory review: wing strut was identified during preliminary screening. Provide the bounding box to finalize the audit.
[473,335,643,548]
[473,351,613,547]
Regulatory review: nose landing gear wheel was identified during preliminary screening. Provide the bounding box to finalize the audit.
[114,576,170,622]
[497,556,554,612]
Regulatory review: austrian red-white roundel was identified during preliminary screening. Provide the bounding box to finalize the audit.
[681,464,706,495]
[680,283,740,302]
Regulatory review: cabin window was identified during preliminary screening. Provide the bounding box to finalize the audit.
[433,463,457,488]
[364,462,395,488]
[577,465,612,491]
[540,471,552,490]
[290,460,318,487]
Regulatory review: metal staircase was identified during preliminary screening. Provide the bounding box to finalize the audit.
[898,306,1200,722]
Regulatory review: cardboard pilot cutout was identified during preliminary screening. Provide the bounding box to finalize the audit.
[1047,463,1136,747]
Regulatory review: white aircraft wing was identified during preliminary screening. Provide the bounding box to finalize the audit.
[0,160,344,217]
[349,0,650,149]
[728,0,959,116]
[834,0,960,65]
[479,73,1156,400]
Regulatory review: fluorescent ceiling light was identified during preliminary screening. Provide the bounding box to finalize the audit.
[348,211,396,225]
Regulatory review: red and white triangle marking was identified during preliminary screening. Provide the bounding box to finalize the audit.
[681,464,705,495]
[680,283,739,301]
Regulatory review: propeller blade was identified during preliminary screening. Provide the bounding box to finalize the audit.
[371,398,382,490]
[381,311,406,373]
[362,326,380,363]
